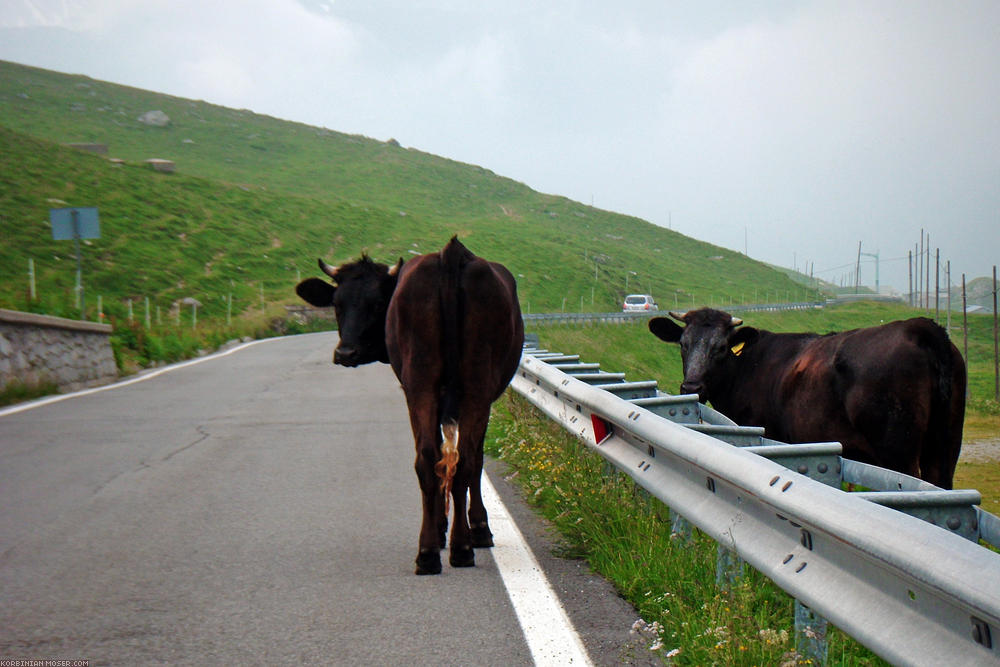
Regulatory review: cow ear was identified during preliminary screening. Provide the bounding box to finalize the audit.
[296,278,336,307]
[728,326,759,348]
[649,316,684,343]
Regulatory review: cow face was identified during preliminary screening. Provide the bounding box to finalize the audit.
[295,255,403,367]
[649,308,754,402]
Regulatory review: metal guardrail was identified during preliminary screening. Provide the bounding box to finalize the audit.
[522,295,907,325]
[511,343,1000,666]
[523,301,824,324]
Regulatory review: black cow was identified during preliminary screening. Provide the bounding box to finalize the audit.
[296,237,523,574]
[649,308,966,488]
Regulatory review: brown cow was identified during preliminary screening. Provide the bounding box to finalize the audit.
[648,308,966,488]
[296,237,523,574]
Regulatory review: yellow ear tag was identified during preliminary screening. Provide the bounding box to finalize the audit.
[730,342,745,357]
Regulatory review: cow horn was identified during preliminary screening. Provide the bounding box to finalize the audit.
[731,316,743,326]
[669,310,688,323]
[318,258,339,279]
[388,258,403,276]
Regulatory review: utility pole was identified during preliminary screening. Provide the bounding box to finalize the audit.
[919,231,924,308]
[855,242,862,294]
[908,251,913,306]
[925,235,931,311]
[860,248,880,295]
[946,260,952,334]
[934,249,940,322]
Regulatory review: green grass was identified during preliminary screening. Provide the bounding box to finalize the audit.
[486,392,888,665]
[1,59,814,326]
[0,378,60,407]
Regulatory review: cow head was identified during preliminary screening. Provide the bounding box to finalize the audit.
[295,254,404,367]
[648,308,758,402]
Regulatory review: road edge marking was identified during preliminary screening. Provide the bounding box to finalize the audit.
[481,472,593,666]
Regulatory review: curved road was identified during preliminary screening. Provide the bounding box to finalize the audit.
[0,333,655,665]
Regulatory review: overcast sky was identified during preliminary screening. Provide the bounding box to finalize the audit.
[2,0,998,292]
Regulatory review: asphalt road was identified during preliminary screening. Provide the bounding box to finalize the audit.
[0,333,656,666]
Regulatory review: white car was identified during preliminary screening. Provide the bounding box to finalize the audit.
[623,294,658,312]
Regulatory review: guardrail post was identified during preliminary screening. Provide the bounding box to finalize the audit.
[794,601,829,665]
[715,545,745,588]
[670,511,692,541]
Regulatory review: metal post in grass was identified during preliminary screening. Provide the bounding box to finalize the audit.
[795,601,829,665]
[49,207,99,319]
[28,258,36,301]
[128,299,134,325]
[192,302,197,329]
[715,544,744,588]
[669,510,692,541]
[144,297,151,329]
[227,293,232,327]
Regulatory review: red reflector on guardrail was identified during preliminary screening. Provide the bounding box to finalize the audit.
[591,415,612,444]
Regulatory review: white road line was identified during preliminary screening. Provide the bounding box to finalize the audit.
[481,473,593,666]
[0,338,272,418]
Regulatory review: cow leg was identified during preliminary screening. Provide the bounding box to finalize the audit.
[465,412,494,548]
[468,449,493,548]
[409,394,447,575]
[448,459,475,568]
[414,436,444,575]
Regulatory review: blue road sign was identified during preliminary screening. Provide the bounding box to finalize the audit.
[50,207,100,240]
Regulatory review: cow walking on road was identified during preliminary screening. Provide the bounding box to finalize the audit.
[296,237,524,574]
[648,309,966,488]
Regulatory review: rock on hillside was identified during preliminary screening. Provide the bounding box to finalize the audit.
[138,110,170,127]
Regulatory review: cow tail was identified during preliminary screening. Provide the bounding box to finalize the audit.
[435,237,470,514]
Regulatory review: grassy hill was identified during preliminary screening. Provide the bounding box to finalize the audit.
[1,59,815,329]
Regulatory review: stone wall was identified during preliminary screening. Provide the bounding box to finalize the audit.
[0,309,118,393]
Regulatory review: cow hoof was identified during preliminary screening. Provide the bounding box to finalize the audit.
[449,546,475,568]
[471,525,494,548]
[415,550,442,575]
